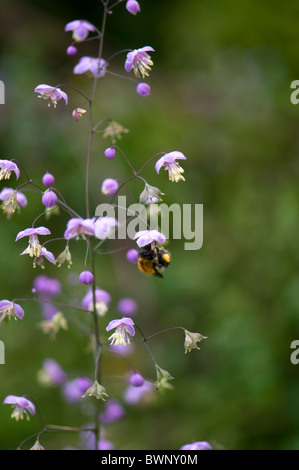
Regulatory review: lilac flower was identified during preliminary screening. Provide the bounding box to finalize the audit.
[34,84,68,107]
[100,399,125,424]
[117,298,137,316]
[3,395,35,421]
[134,229,165,247]
[104,147,116,159]
[65,20,96,42]
[33,247,56,269]
[98,439,115,450]
[16,226,51,258]
[101,178,119,197]
[94,216,118,240]
[155,151,186,183]
[79,270,94,285]
[42,189,58,208]
[0,160,20,181]
[124,380,155,405]
[64,218,95,240]
[38,359,67,386]
[125,46,154,78]
[109,342,133,356]
[42,172,55,187]
[129,372,144,387]
[81,287,111,316]
[126,0,141,15]
[106,317,135,346]
[66,45,77,56]
[180,441,212,451]
[72,107,86,121]
[0,300,24,323]
[126,248,139,263]
[136,83,151,96]
[33,275,61,296]
[0,187,27,219]
[74,57,108,78]
[63,377,92,403]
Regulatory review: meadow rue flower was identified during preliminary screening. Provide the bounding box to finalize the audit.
[64,218,95,240]
[106,317,135,346]
[129,372,144,387]
[184,330,207,353]
[0,187,27,219]
[139,183,163,203]
[104,147,116,159]
[66,45,77,56]
[126,0,141,15]
[136,82,151,96]
[101,178,119,197]
[65,20,96,42]
[124,380,155,405]
[155,364,174,390]
[134,229,165,247]
[82,380,108,401]
[42,189,58,208]
[37,359,67,386]
[109,342,133,356]
[94,216,118,240]
[3,395,35,421]
[81,287,111,316]
[16,226,51,258]
[33,275,61,296]
[42,172,55,187]
[103,121,129,143]
[180,441,212,450]
[0,300,24,323]
[56,246,72,268]
[155,151,186,183]
[72,107,86,121]
[30,440,45,450]
[117,298,137,316]
[126,248,139,263]
[0,160,20,181]
[73,57,108,78]
[34,84,68,107]
[63,377,92,403]
[33,246,56,269]
[79,270,94,285]
[37,312,68,339]
[98,439,115,450]
[125,46,154,78]
[100,399,125,424]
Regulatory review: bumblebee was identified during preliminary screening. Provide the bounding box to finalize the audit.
[138,244,171,278]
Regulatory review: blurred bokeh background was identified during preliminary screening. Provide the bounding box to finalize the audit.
[1,0,299,450]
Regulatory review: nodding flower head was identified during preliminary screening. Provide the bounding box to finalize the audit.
[0,300,24,323]
[65,20,96,42]
[42,189,58,208]
[101,178,119,197]
[34,84,68,107]
[81,287,111,317]
[33,247,56,269]
[64,218,95,240]
[125,46,155,79]
[0,187,27,220]
[134,229,165,248]
[3,395,35,421]
[106,317,135,347]
[73,57,108,78]
[16,226,51,258]
[0,160,20,181]
[79,270,94,285]
[155,151,187,183]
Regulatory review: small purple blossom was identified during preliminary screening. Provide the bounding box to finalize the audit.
[100,399,125,424]
[72,107,86,121]
[16,226,51,258]
[0,188,26,206]
[79,270,94,285]
[137,83,151,96]
[42,189,58,208]
[3,395,35,421]
[0,160,20,181]
[0,300,24,322]
[126,248,139,263]
[66,45,77,56]
[104,147,116,159]
[129,372,144,387]
[73,57,108,78]
[101,178,119,197]
[117,298,137,316]
[42,172,55,187]
[124,380,155,405]
[34,84,68,107]
[65,20,96,42]
[134,229,165,247]
[33,275,61,296]
[33,247,56,268]
[98,439,115,450]
[40,359,67,386]
[63,377,92,403]
[125,46,154,78]
[126,0,141,15]
[106,317,135,346]
[82,287,111,316]
[155,151,187,183]
[64,218,95,240]
[0,187,27,219]
[94,216,118,240]
[180,441,212,451]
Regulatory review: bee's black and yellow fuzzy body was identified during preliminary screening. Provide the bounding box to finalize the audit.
[138,244,170,278]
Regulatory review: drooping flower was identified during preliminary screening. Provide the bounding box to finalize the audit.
[134,229,165,247]
[73,57,108,78]
[104,147,116,159]
[62,377,92,403]
[180,441,212,450]
[100,399,125,424]
[37,358,67,386]
[184,330,207,354]
[125,46,154,78]
[117,298,137,316]
[155,364,174,391]
[82,380,108,401]
[65,20,96,42]
[79,270,94,285]
[139,183,163,203]
[106,317,135,346]
[33,246,56,269]
[129,372,144,387]
[42,172,55,187]
[126,248,139,263]
[64,218,95,240]
[3,395,35,421]
[102,121,129,143]
[0,187,27,219]
[32,275,61,296]
[101,178,119,197]
[0,300,24,323]
[81,287,111,316]
[34,84,68,107]
[72,107,86,121]
[16,226,51,258]
[56,246,72,268]
[123,380,155,405]
[126,0,141,15]
[136,82,151,96]
[42,189,58,208]
[37,312,68,339]
[94,216,118,240]
[0,160,20,181]
[155,151,186,183]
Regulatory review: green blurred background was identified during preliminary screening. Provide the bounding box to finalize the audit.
[1,0,299,450]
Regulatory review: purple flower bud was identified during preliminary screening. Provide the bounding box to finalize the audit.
[104,147,116,159]
[126,249,139,263]
[117,298,137,316]
[129,372,144,387]
[137,83,151,96]
[67,45,77,56]
[42,172,55,187]
[126,0,141,15]
[79,270,94,285]
[101,178,119,197]
[42,190,58,208]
